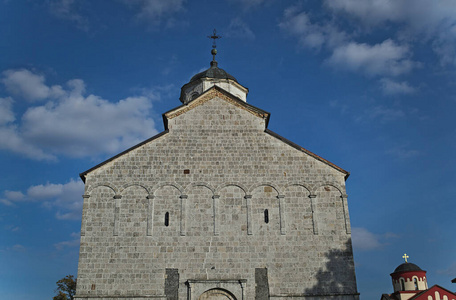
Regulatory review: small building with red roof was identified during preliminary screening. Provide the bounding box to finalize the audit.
[381,255,456,300]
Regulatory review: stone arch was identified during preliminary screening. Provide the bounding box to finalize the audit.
[119,183,150,195]
[186,182,215,196]
[199,288,237,300]
[151,182,184,196]
[216,182,247,196]
[312,182,345,196]
[87,182,117,195]
[190,91,200,101]
[248,182,280,195]
[284,183,311,194]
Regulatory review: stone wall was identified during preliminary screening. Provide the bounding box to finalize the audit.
[75,91,358,299]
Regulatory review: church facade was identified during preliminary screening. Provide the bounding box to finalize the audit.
[75,49,359,300]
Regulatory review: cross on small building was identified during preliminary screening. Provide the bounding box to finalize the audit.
[403,253,409,263]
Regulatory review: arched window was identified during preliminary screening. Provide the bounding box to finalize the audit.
[190,92,199,100]
[414,277,418,290]
[400,278,405,291]
[164,212,169,226]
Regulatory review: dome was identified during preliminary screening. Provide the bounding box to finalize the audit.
[393,262,423,273]
[190,60,238,83]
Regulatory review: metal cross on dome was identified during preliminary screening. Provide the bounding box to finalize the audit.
[208,29,221,49]
[403,253,409,263]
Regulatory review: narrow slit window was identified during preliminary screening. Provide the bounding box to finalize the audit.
[414,278,418,290]
[264,209,269,223]
[400,278,405,291]
[164,212,169,227]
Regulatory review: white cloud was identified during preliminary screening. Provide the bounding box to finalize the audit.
[0,99,56,160]
[324,0,456,66]
[386,144,421,159]
[379,78,416,96]
[324,0,407,26]
[49,0,89,31]
[4,190,25,201]
[121,0,186,27]
[352,227,399,251]
[352,227,382,251]
[356,105,405,124]
[1,69,64,102]
[11,244,26,252]
[279,4,421,77]
[324,0,456,30]
[227,18,255,40]
[437,262,456,275]
[0,69,159,160]
[0,97,14,124]
[0,179,84,220]
[227,0,272,10]
[279,5,347,51]
[54,232,80,250]
[326,39,416,77]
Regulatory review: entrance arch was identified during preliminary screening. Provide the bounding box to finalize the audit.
[198,288,237,300]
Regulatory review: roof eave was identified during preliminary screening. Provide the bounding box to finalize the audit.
[264,128,350,179]
[79,129,169,183]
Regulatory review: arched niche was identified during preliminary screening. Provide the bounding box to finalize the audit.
[84,185,116,237]
[186,185,214,236]
[218,184,247,235]
[315,185,344,234]
[152,185,181,237]
[283,184,312,233]
[251,185,280,235]
[118,185,149,237]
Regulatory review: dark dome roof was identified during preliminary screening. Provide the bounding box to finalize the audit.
[394,263,423,273]
[190,61,237,83]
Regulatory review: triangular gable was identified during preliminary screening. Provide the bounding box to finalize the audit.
[163,85,270,128]
[164,86,349,178]
[80,85,349,182]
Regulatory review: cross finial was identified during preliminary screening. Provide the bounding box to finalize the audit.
[402,253,409,263]
[208,28,221,49]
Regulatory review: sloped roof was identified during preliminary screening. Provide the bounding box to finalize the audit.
[393,262,424,274]
[410,285,456,299]
[80,86,349,182]
[189,60,238,83]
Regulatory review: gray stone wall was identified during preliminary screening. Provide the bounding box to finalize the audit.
[75,91,358,299]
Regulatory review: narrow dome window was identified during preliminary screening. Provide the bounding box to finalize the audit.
[414,278,418,290]
[400,278,405,291]
[190,92,199,100]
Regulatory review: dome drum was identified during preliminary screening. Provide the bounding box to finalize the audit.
[390,262,428,293]
[180,59,248,104]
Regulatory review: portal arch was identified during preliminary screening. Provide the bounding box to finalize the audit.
[199,288,237,300]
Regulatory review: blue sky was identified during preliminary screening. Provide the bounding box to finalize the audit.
[0,1,455,299]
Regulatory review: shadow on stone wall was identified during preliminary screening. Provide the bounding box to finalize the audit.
[304,238,359,297]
